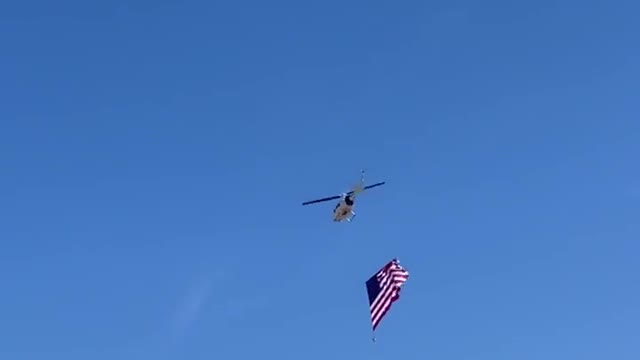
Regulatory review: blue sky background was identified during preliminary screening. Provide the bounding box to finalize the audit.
[1,0,638,359]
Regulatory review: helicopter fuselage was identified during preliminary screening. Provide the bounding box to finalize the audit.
[333,194,356,222]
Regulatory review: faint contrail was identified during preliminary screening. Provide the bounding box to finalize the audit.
[171,276,215,341]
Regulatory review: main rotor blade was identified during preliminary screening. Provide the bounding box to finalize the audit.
[363,181,385,190]
[302,195,341,206]
[346,181,385,195]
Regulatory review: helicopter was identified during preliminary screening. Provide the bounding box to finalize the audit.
[301,170,386,222]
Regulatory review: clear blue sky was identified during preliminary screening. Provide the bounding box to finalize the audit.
[1,0,638,359]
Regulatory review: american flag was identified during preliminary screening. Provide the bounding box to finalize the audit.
[365,258,409,331]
